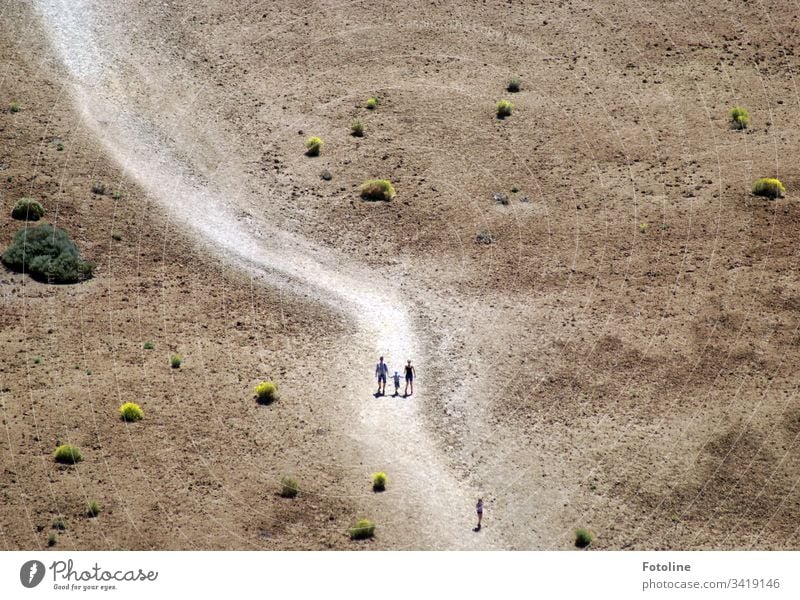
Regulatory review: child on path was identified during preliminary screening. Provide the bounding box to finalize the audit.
[392,371,401,396]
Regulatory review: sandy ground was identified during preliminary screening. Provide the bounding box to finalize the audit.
[2,0,800,550]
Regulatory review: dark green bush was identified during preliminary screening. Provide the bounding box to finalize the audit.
[279,476,299,498]
[2,224,94,284]
[575,528,593,548]
[54,444,83,464]
[11,198,45,221]
[507,76,521,92]
[91,182,106,195]
[86,500,101,518]
[349,519,375,540]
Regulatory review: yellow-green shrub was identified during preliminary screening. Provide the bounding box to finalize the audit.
[254,380,279,404]
[366,97,378,109]
[372,471,388,492]
[729,106,750,130]
[496,99,513,118]
[54,444,83,464]
[752,178,785,198]
[119,402,144,422]
[360,179,396,201]
[305,136,323,156]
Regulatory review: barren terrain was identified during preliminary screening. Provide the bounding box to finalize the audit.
[2,0,800,550]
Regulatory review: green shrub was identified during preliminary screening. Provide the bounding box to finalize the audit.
[351,120,364,137]
[86,500,101,518]
[575,528,593,548]
[170,355,182,368]
[305,136,323,156]
[366,97,378,109]
[348,519,375,540]
[9,101,21,113]
[2,224,94,284]
[53,444,83,464]
[279,476,299,498]
[254,380,279,404]
[360,179,396,201]
[752,177,785,198]
[11,198,45,221]
[119,402,144,422]
[507,76,521,92]
[143,342,154,350]
[48,532,57,546]
[51,517,67,531]
[91,182,106,195]
[496,100,513,119]
[729,106,750,130]
[372,471,388,492]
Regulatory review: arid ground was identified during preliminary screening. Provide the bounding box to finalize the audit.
[2,0,800,550]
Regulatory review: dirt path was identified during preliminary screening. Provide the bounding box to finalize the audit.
[34,0,498,549]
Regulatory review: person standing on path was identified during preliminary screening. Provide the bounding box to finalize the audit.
[404,359,416,397]
[375,356,389,395]
[475,498,484,531]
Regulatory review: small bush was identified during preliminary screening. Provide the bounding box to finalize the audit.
[305,136,323,156]
[254,380,279,404]
[349,519,375,540]
[360,179,396,201]
[279,476,299,498]
[111,233,122,241]
[366,97,378,109]
[86,500,101,518]
[507,76,521,92]
[475,230,494,245]
[496,100,513,119]
[91,182,106,195]
[48,532,57,546]
[9,101,21,113]
[56,142,64,151]
[752,177,785,199]
[372,472,388,492]
[119,402,144,422]
[2,224,94,284]
[54,444,83,464]
[143,342,154,350]
[51,517,67,531]
[170,355,182,368]
[320,169,333,181]
[351,120,364,137]
[575,528,593,548]
[729,106,750,130]
[11,198,45,221]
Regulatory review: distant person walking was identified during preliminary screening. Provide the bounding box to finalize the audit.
[404,359,416,396]
[375,356,389,395]
[392,371,401,396]
[475,498,484,531]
